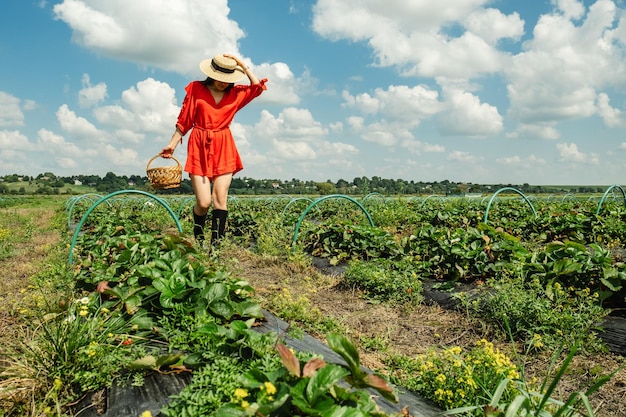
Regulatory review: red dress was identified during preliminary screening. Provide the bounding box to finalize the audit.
[176,79,267,179]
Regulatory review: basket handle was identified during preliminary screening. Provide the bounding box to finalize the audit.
[146,154,181,170]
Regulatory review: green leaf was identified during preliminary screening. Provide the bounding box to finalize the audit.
[204,282,229,303]
[306,364,350,404]
[159,292,175,309]
[235,301,263,318]
[326,333,365,380]
[210,300,235,320]
[128,355,157,370]
[124,294,142,315]
[156,353,183,368]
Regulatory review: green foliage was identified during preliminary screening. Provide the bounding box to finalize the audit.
[404,223,528,282]
[522,240,626,304]
[16,295,152,406]
[302,220,402,265]
[461,276,607,351]
[215,333,398,416]
[344,258,424,305]
[264,287,343,336]
[161,353,277,417]
[387,339,521,414]
[444,343,618,417]
[73,228,262,323]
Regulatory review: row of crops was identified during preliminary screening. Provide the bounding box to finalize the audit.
[66,187,626,345]
[30,186,626,415]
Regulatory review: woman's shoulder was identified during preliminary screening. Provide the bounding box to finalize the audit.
[185,80,205,92]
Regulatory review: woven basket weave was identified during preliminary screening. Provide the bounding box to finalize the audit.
[146,154,182,190]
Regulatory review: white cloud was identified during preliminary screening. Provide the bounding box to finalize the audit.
[312,0,515,78]
[0,92,28,127]
[497,155,522,165]
[507,123,561,140]
[342,84,444,144]
[597,92,623,127]
[556,142,599,163]
[401,139,445,155]
[254,62,301,106]
[447,150,478,163]
[53,0,244,76]
[316,141,358,157]
[438,89,503,136]
[506,1,624,129]
[464,8,524,44]
[79,74,107,107]
[0,130,34,151]
[56,104,104,140]
[94,78,179,133]
[37,128,86,158]
[272,139,316,160]
[554,0,586,20]
[256,108,328,142]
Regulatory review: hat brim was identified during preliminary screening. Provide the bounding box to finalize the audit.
[199,58,245,83]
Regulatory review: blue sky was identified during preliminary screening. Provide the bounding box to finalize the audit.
[2,0,626,185]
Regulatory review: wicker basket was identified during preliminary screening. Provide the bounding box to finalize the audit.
[146,154,182,190]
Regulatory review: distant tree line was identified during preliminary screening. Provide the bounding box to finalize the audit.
[0,172,608,196]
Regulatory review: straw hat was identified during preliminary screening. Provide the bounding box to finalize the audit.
[199,54,245,83]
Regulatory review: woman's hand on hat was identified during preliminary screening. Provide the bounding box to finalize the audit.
[223,54,245,69]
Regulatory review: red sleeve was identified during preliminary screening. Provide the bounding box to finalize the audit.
[235,78,268,110]
[175,82,196,135]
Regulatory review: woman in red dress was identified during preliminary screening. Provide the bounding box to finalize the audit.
[160,53,266,244]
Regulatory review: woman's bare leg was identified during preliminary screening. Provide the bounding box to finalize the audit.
[211,173,233,210]
[191,174,212,214]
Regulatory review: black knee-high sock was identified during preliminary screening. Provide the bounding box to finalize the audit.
[193,208,207,242]
[211,209,228,243]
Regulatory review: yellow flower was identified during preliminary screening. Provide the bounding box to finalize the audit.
[448,346,462,355]
[434,388,445,400]
[53,378,63,390]
[435,374,446,384]
[263,381,277,395]
[241,400,250,409]
[101,308,110,314]
[79,309,88,317]
[234,388,248,399]
[507,370,520,380]
[141,411,152,417]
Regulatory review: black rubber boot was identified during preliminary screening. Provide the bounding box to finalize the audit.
[193,208,207,242]
[211,209,228,245]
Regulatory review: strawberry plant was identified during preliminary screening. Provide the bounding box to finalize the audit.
[215,333,399,416]
[300,220,402,265]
